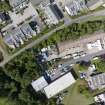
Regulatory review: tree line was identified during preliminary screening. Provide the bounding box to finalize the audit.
[38,20,105,48]
[0,49,56,105]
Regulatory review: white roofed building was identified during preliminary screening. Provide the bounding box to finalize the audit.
[86,40,103,54]
[94,93,105,104]
[31,76,48,92]
[43,72,76,98]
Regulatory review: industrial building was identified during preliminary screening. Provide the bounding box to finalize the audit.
[31,65,76,98]
[31,76,48,92]
[43,72,76,98]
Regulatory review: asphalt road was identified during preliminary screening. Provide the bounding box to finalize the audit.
[64,49,105,67]
[30,0,43,6]
[1,9,105,67]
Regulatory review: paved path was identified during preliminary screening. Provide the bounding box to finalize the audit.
[1,9,105,67]
[63,49,105,67]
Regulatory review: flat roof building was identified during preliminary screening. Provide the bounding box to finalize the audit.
[31,76,48,92]
[43,72,76,98]
[87,40,103,54]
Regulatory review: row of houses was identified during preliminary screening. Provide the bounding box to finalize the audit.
[65,0,105,16]
[2,21,40,49]
[0,0,43,49]
[9,0,29,13]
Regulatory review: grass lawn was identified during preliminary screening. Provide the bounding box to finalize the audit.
[0,97,15,105]
[91,58,105,72]
[82,16,105,22]
[63,80,94,105]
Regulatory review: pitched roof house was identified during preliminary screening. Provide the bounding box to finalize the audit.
[9,0,29,12]
[87,73,105,90]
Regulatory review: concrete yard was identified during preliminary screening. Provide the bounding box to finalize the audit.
[8,3,38,26]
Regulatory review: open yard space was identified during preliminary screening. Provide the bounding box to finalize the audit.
[63,80,94,105]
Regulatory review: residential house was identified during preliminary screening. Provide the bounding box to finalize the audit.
[20,23,36,39]
[29,21,40,34]
[40,3,63,25]
[0,12,11,24]
[65,0,87,16]
[3,20,41,49]
[3,34,16,49]
[9,0,29,12]
[3,26,26,48]
[94,93,105,105]
[86,0,104,10]
[87,73,105,90]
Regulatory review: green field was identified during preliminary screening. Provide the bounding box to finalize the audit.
[0,97,15,105]
[63,80,94,105]
[82,16,105,22]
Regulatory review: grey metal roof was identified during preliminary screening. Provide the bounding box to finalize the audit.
[86,0,103,8]
[20,23,34,37]
[49,4,64,20]
[88,73,105,90]
[0,12,5,21]
[9,0,28,8]
[4,27,25,44]
[4,34,15,45]
[12,28,25,42]
[31,76,48,92]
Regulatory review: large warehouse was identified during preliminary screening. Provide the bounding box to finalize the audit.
[43,72,76,98]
